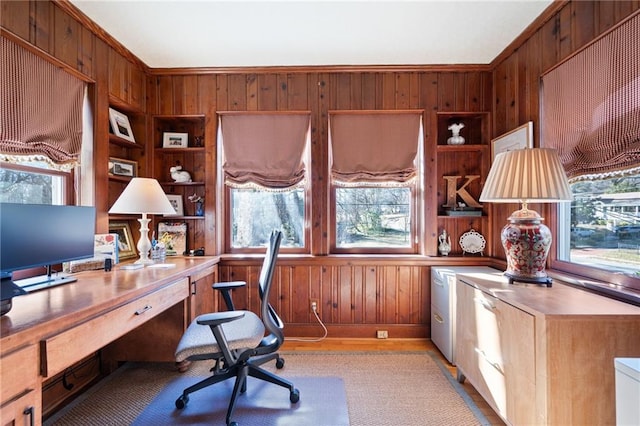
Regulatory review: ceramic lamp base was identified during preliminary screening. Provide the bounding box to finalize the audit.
[501,207,553,287]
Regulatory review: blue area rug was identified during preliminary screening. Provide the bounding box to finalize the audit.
[132,376,349,426]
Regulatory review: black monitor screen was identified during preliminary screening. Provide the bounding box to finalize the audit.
[0,203,96,274]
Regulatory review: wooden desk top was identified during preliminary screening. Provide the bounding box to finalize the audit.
[0,256,219,355]
[458,272,640,317]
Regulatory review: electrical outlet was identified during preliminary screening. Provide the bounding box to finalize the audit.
[310,299,319,314]
[376,330,389,339]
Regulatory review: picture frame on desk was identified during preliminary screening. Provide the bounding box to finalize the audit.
[491,121,533,162]
[109,222,137,261]
[163,132,189,148]
[108,108,136,143]
[158,222,187,256]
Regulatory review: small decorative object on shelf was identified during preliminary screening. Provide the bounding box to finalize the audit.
[444,202,482,216]
[193,136,204,147]
[459,229,486,256]
[438,229,452,256]
[163,132,189,148]
[158,222,187,256]
[188,193,204,216]
[170,165,192,183]
[447,123,465,145]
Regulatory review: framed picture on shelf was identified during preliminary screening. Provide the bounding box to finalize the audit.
[491,121,533,161]
[158,222,187,256]
[108,108,136,143]
[108,222,137,261]
[165,194,184,216]
[163,132,189,148]
[109,157,137,177]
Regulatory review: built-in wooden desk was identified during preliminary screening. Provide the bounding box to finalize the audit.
[0,256,219,426]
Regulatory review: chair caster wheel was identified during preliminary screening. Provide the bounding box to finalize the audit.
[276,358,285,369]
[290,388,300,403]
[175,394,189,409]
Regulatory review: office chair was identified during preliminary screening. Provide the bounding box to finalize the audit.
[174,230,299,426]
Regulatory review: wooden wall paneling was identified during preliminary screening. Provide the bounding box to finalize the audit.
[108,48,127,103]
[78,26,94,78]
[595,0,617,33]
[360,73,377,110]
[314,72,330,255]
[558,3,573,61]
[216,74,229,110]
[197,75,218,255]
[129,65,146,112]
[257,74,277,110]
[572,1,596,51]
[246,73,258,110]
[285,73,309,110]
[337,265,354,324]
[381,73,397,109]
[157,76,174,115]
[421,72,439,256]
[53,6,79,71]
[176,75,199,114]
[227,74,247,110]
[1,0,30,41]
[94,38,111,232]
[349,73,363,109]
[34,0,54,54]
[333,73,352,109]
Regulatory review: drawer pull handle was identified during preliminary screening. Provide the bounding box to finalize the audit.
[475,348,504,374]
[23,406,34,426]
[433,313,444,323]
[135,305,152,315]
[435,280,445,287]
[473,296,495,310]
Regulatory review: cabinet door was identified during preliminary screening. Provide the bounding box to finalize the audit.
[0,389,40,426]
[498,299,536,425]
[189,266,218,320]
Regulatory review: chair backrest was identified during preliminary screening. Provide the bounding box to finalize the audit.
[258,230,284,351]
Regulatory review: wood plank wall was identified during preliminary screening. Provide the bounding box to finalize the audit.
[2,0,638,338]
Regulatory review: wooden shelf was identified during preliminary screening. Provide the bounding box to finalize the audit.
[109,134,144,149]
[155,147,205,154]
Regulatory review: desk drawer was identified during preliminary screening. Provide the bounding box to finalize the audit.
[0,345,38,404]
[41,278,188,377]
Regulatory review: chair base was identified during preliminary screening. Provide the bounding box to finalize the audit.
[176,359,300,426]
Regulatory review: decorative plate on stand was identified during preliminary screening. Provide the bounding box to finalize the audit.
[459,229,486,255]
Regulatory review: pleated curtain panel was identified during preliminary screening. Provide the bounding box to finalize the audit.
[540,13,640,181]
[219,112,311,190]
[329,111,422,185]
[0,37,84,169]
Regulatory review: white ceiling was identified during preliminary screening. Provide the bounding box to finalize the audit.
[69,0,553,68]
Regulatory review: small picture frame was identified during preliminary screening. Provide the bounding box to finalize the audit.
[109,157,137,177]
[108,222,137,261]
[491,121,534,162]
[163,132,189,148]
[108,108,136,143]
[157,222,187,256]
[165,194,184,216]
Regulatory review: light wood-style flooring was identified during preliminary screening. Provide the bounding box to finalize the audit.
[282,338,505,426]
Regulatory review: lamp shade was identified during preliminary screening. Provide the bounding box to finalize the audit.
[109,178,175,215]
[480,148,572,203]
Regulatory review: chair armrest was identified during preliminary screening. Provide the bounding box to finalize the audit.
[213,281,247,311]
[196,311,244,326]
[212,281,246,290]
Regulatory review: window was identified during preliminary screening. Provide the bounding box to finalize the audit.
[335,186,413,249]
[230,187,306,249]
[329,111,422,253]
[0,162,70,205]
[557,174,640,282]
[219,112,311,252]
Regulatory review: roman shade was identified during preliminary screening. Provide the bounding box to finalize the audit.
[0,37,84,170]
[219,112,310,189]
[329,111,422,185]
[540,13,640,181]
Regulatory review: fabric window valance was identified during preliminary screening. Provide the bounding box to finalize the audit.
[0,37,84,170]
[540,13,640,181]
[329,111,422,185]
[219,112,310,190]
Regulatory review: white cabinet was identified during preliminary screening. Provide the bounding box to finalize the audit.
[615,358,640,426]
[430,266,498,364]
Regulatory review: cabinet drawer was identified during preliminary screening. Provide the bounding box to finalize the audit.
[41,278,189,377]
[431,304,454,364]
[0,388,40,426]
[0,345,38,404]
[431,273,452,314]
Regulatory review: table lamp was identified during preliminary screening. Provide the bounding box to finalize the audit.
[109,178,176,265]
[480,148,572,286]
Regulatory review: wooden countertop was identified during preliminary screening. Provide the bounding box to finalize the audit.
[0,256,219,354]
[457,271,640,317]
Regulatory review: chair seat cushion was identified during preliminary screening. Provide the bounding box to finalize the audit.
[175,311,265,363]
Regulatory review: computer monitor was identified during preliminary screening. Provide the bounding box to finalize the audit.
[0,203,96,298]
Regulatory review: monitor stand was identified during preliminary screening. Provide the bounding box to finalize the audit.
[15,265,77,293]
